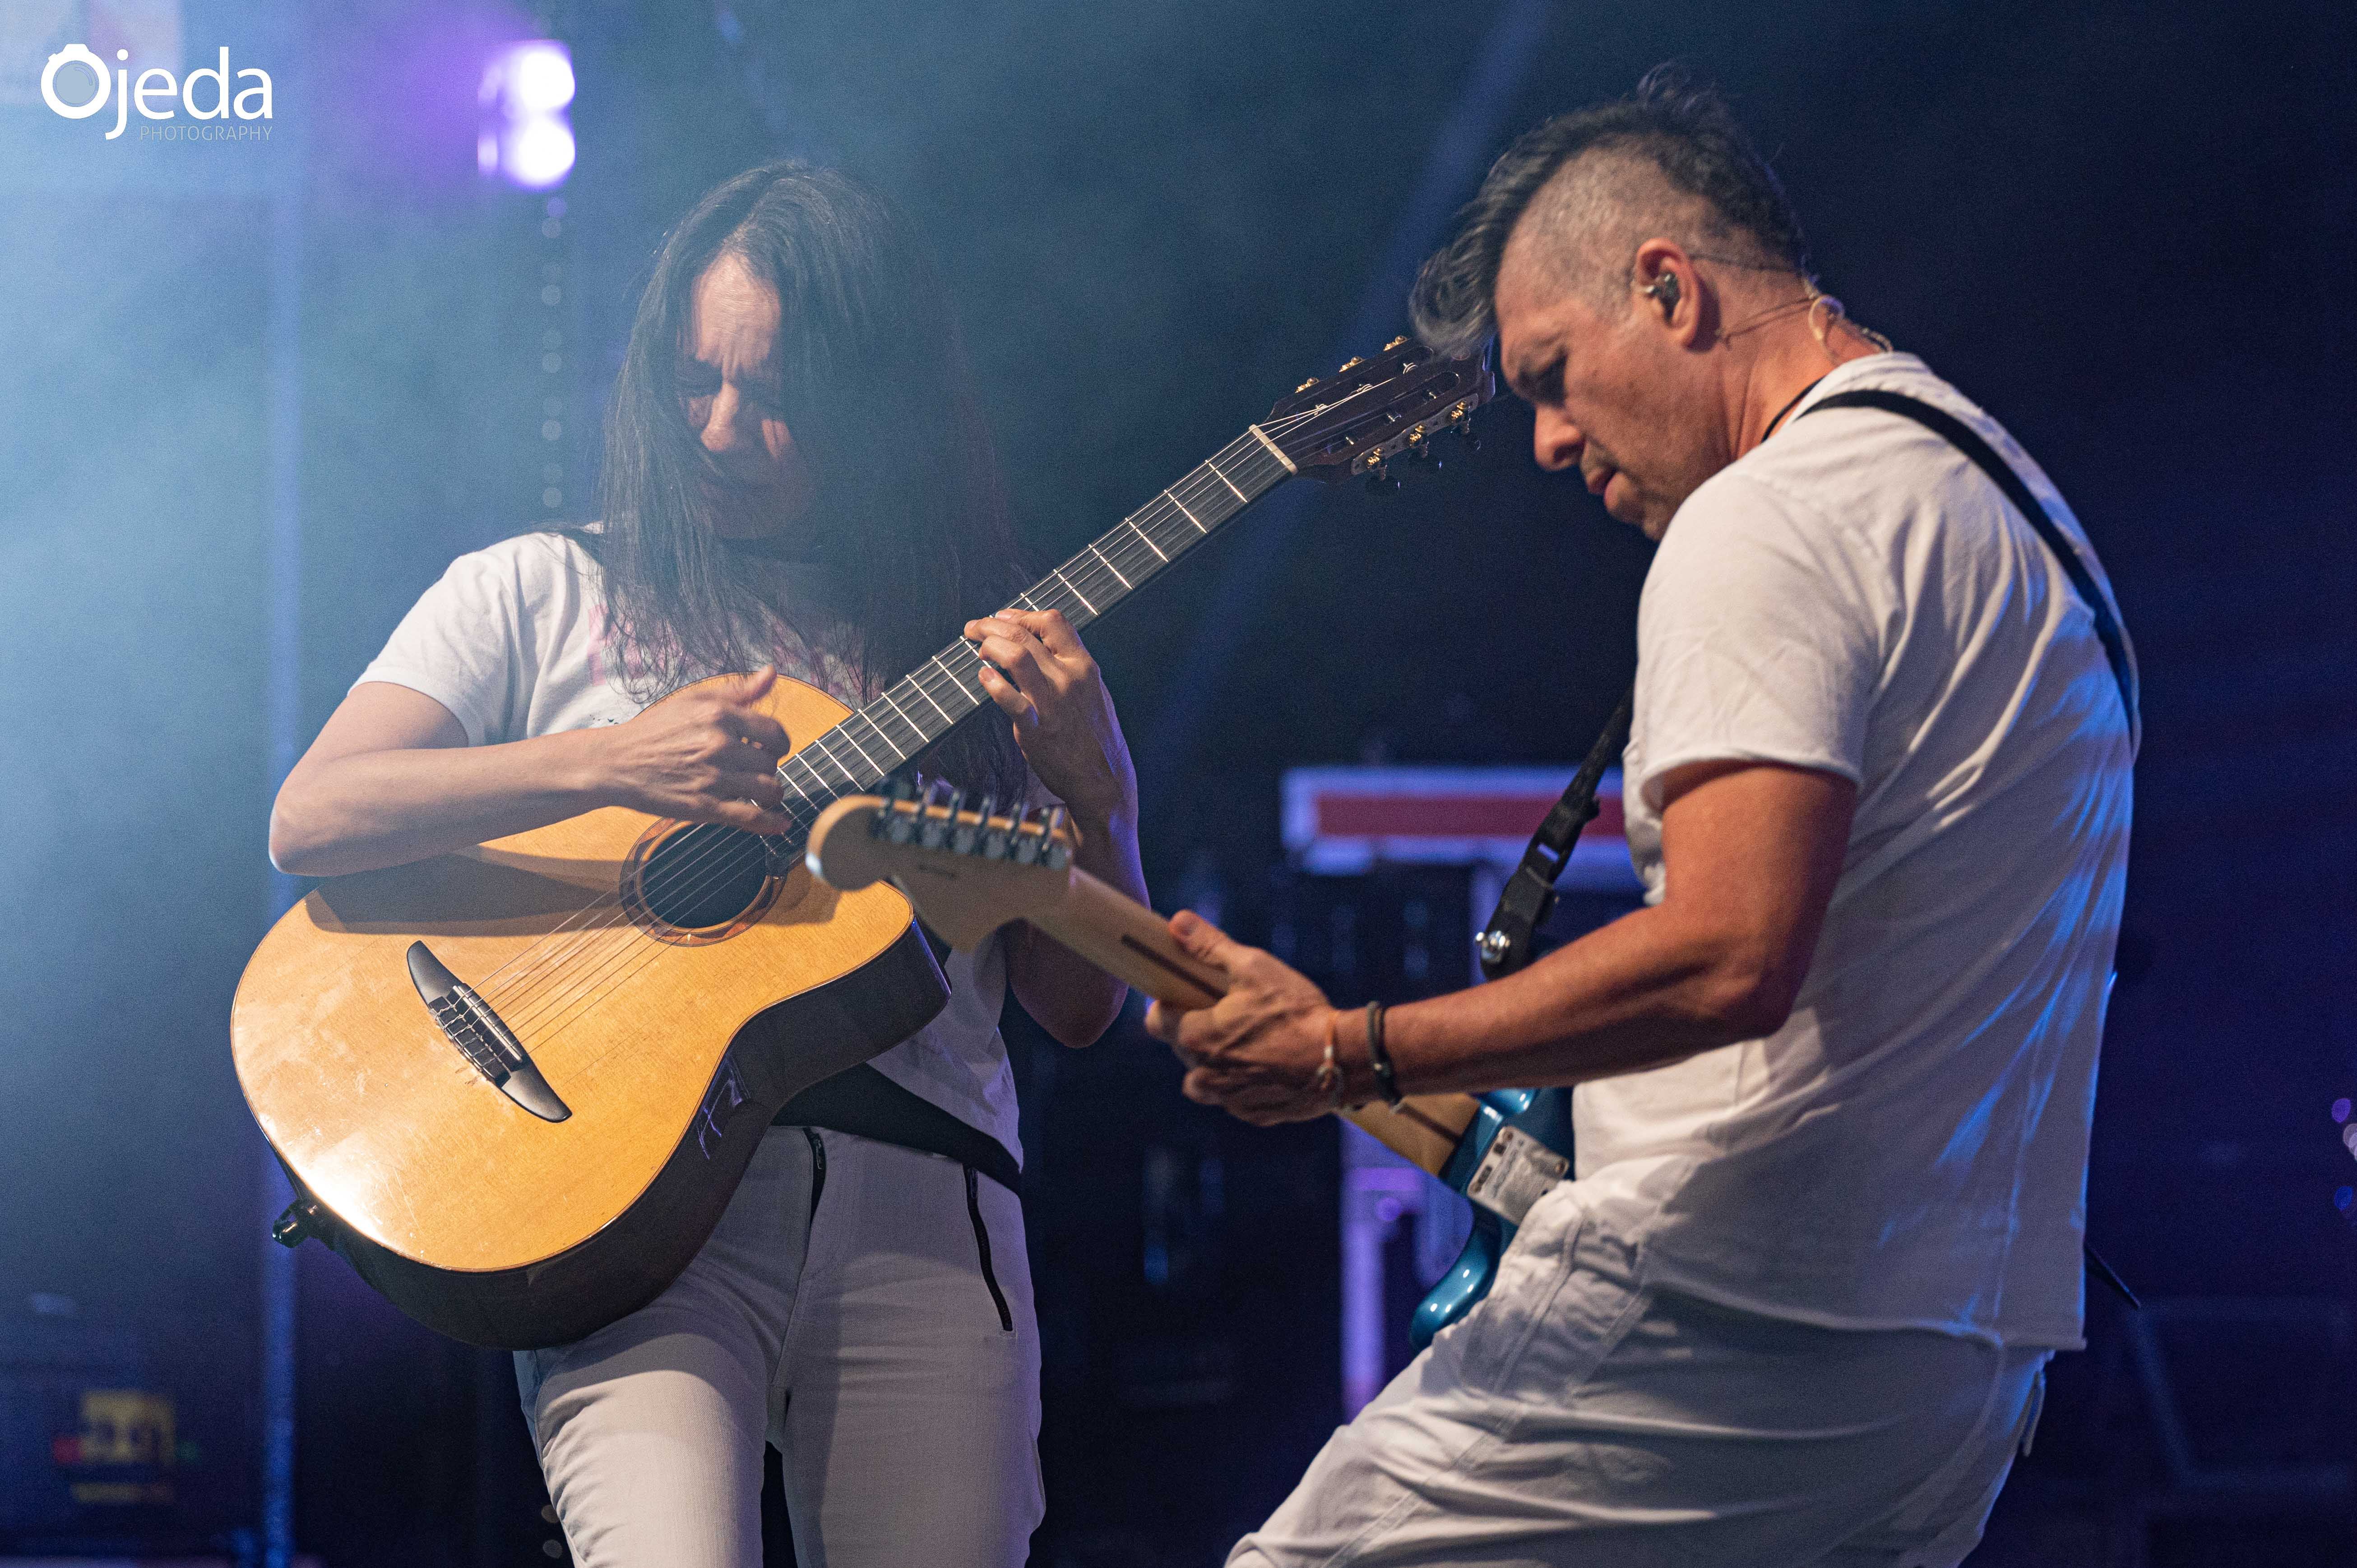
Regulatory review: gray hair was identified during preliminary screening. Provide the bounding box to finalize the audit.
[1410,67,1811,357]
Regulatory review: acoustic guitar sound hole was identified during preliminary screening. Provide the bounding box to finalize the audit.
[623,823,782,943]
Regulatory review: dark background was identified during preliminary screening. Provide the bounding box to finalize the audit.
[2,0,2352,1563]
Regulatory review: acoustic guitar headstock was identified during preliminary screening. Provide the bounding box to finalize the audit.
[1260,336,1496,489]
[805,790,1080,950]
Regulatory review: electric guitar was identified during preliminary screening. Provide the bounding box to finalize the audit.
[232,340,1495,1350]
[806,791,1576,1351]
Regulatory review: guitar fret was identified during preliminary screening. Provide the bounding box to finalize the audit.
[809,737,861,789]
[778,766,824,820]
[864,712,906,770]
[874,685,923,745]
[1179,465,1241,524]
[1066,553,1124,607]
[929,652,977,703]
[836,721,884,776]
[1135,501,1201,561]
[1205,455,1250,504]
[770,416,1309,810]
[1087,541,1131,589]
[908,673,956,725]
[782,752,833,808]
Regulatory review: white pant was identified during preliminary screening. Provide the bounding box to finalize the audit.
[516,1126,1043,1568]
[1235,1181,2048,1568]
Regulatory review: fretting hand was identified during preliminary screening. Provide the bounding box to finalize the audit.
[964,609,1139,823]
[594,666,796,833]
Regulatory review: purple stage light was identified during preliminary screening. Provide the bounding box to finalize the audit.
[506,44,575,113]
[505,116,576,190]
[481,41,574,190]
[2332,1097,2351,1125]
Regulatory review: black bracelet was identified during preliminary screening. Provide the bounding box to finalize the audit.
[1364,1000,1403,1108]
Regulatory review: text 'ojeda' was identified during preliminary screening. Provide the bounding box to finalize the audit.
[41,46,273,142]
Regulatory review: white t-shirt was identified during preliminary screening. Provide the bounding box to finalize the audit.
[355,531,1028,1164]
[1577,353,2135,1350]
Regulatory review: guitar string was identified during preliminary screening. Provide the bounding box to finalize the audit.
[474,400,1361,1036]
[473,437,1262,1031]
[496,489,1227,1052]
[486,431,1301,1043]
[482,376,1460,1080]
[486,449,1253,1040]
[477,402,1364,1040]
[468,426,1314,1039]
[466,426,1285,1024]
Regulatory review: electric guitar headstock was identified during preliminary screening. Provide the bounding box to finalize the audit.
[806,790,1083,952]
[1260,336,1496,489]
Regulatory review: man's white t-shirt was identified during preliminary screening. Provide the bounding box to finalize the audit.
[1579,352,2135,1351]
[353,531,1028,1165]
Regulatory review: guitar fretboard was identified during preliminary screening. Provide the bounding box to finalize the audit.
[774,427,1294,825]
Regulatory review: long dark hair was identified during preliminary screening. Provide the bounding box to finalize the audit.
[590,161,1026,795]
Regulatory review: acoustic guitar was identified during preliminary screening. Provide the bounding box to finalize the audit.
[233,341,1495,1349]
[807,791,1576,1350]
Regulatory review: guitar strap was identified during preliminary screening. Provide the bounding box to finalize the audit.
[1476,384,2141,1307]
[1798,388,2138,730]
[1474,688,1632,982]
[775,1062,1023,1198]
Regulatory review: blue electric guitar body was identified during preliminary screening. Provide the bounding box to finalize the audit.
[1409,1087,1575,1350]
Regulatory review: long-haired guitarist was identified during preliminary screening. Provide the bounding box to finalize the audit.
[1150,71,2135,1565]
[269,163,1146,1567]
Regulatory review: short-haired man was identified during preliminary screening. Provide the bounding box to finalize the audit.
[1148,73,2135,1565]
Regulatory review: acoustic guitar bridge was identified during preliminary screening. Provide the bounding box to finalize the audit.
[405,942,571,1122]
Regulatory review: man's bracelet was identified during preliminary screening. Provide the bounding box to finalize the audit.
[1364,1000,1403,1108]
[1315,1012,1347,1112]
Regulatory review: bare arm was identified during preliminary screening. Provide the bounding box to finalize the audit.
[1145,760,1856,1122]
[1008,799,1150,1045]
[269,671,798,878]
[964,609,1148,1049]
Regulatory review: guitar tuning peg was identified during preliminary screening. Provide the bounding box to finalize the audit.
[1294,376,1317,394]
[886,773,919,801]
[1383,334,1409,352]
[1336,356,1365,375]
[975,796,1010,857]
[1364,467,1401,495]
[919,790,956,848]
[956,793,997,855]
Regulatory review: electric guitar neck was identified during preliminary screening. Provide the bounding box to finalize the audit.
[805,793,1482,1170]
